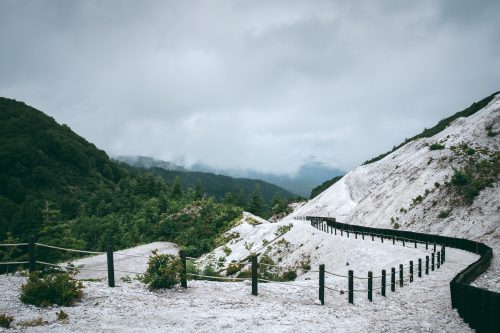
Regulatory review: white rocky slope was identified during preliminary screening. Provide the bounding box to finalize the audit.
[291,94,500,291]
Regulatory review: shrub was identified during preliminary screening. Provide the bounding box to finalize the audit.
[139,251,183,289]
[393,223,400,230]
[412,195,424,205]
[186,258,200,279]
[226,261,242,275]
[429,143,445,150]
[20,271,83,307]
[56,310,69,320]
[222,246,232,256]
[0,313,14,329]
[281,270,297,281]
[274,224,293,237]
[437,210,451,218]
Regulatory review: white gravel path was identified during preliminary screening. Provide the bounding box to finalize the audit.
[0,246,477,332]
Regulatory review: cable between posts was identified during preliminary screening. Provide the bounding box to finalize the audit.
[0,261,29,265]
[0,243,28,247]
[186,273,250,281]
[35,243,105,255]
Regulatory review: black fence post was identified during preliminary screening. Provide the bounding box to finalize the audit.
[391,267,395,292]
[393,236,395,245]
[251,255,258,296]
[433,243,436,252]
[425,256,429,275]
[334,227,337,235]
[381,236,384,243]
[341,230,343,237]
[399,264,403,287]
[368,271,373,302]
[425,241,428,250]
[371,234,374,241]
[319,264,325,305]
[414,241,417,248]
[431,253,435,271]
[437,252,440,269]
[355,232,357,239]
[180,250,187,288]
[441,246,445,263]
[107,245,115,288]
[347,231,349,238]
[362,233,365,240]
[418,258,422,278]
[409,261,413,282]
[403,239,405,247]
[348,270,354,304]
[381,270,386,297]
[28,237,36,273]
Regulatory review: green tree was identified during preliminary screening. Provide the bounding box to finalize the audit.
[171,176,183,199]
[248,185,264,216]
[194,179,204,201]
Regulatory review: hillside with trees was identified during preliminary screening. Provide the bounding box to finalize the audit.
[0,97,247,268]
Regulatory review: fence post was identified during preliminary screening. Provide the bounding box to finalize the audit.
[381,236,383,243]
[28,237,36,273]
[251,255,258,296]
[341,230,343,237]
[433,243,436,252]
[425,241,428,250]
[409,261,413,282]
[425,256,429,275]
[362,233,365,240]
[371,234,374,241]
[393,236,395,245]
[431,253,435,271]
[437,252,440,269]
[368,271,373,302]
[418,258,422,278]
[348,270,354,304]
[319,264,325,305]
[403,239,405,247]
[399,264,403,287]
[180,250,187,288]
[414,241,417,248]
[347,231,349,238]
[391,268,395,292]
[381,270,386,297]
[334,227,337,235]
[107,245,115,288]
[355,232,357,239]
[441,246,445,263]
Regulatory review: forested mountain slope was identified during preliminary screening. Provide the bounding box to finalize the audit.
[0,97,243,265]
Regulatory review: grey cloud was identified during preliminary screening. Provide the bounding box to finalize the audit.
[1,0,499,174]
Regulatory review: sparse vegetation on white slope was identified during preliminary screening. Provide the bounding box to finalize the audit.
[291,94,500,291]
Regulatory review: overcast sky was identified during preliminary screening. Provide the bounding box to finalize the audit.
[1,0,499,175]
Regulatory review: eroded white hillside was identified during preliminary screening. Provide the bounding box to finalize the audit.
[291,94,500,290]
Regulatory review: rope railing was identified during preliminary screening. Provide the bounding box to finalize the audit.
[35,243,105,255]
[186,273,250,282]
[0,243,28,247]
[0,261,29,265]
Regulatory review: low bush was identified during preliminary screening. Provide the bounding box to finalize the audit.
[0,313,14,329]
[139,251,183,289]
[429,143,445,150]
[437,210,451,218]
[222,246,232,256]
[20,271,83,307]
[226,261,242,275]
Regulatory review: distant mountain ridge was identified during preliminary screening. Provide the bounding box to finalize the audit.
[115,155,343,197]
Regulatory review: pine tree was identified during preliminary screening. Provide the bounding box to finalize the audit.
[194,180,204,201]
[248,184,264,216]
[171,176,183,199]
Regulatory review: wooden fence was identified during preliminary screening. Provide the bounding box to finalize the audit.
[307,216,499,333]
